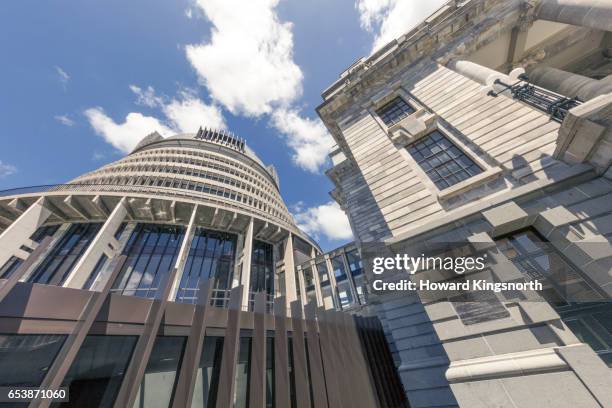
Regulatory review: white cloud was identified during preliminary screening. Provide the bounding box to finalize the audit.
[272,109,334,173]
[293,201,353,241]
[185,0,333,172]
[54,114,75,127]
[185,0,303,116]
[84,108,173,153]
[129,85,164,108]
[357,0,447,52]
[0,161,17,178]
[85,87,225,153]
[162,90,226,133]
[55,66,70,87]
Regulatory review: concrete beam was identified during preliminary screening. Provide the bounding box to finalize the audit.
[240,218,254,309]
[63,198,128,289]
[0,197,52,267]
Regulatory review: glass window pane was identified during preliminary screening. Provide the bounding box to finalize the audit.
[233,337,252,408]
[133,336,186,408]
[266,337,274,408]
[375,97,415,126]
[58,335,137,408]
[191,336,224,408]
[407,133,482,190]
[0,334,66,387]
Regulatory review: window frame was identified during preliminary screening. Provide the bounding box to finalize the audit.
[399,123,502,201]
[368,88,421,131]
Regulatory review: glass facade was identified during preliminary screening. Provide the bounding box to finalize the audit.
[133,336,186,408]
[376,97,415,126]
[58,335,137,407]
[315,261,330,286]
[303,266,317,305]
[250,240,274,295]
[28,223,102,286]
[266,337,274,408]
[331,255,355,309]
[287,337,297,408]
[496,230,611,366]
[176,228,236,304]
[407,131,482,190]
[233,337,252,408]
[113,224,185,298]
[0,334,66,388]
[0,224,60,279]
[191,336,224,408]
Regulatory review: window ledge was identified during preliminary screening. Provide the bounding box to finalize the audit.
[436,167,502,202]
[388,110,437,145]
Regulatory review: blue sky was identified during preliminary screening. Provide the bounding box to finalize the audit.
[0,0,445,251]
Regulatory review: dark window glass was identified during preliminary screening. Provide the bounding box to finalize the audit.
[266,337,274,408]
[407,131,482,190]
[0,334,66,387]
[0,256,23,280]
[233,337,252,408]
[345,249,363,277]
[133,336,186,408]
[176,228,236,304]
[304,337,314,408]
[336,281,354,309]
[315,261,330,287]
[495,230,611,366]
[29,223,102,286]
[321,286,337,310]
[57,335,137,408]
[353,275,368,305]
[287,337,297,408]
[191,336,224,408]
[83,254,109,290]
[250,240,274,296]
[376,97,415,126]
[113,224,185,298]
[331,256,347,282]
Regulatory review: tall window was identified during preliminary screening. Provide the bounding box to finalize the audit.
[176,228,236,304]
[0,334,66,388]
[266,337,275,408]
[496,229,611,367]
[28,223,102,286]
[233,337,252,408]
[134,336,186,408]
[191,336,224,408]
[58,335,138,407]
[376,97,415,126]
[303,266,317,305]
[250,240,274,296]
[407,131,482,190]
[113,224,185,298]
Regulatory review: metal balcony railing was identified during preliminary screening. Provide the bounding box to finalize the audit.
[491,75,581,123]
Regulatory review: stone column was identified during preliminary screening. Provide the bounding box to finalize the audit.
[536,0,612,32]
[528,66,612,100]
[446,59,508,85]
[240,217,254,310]
[283,233,298,314]
[0,197,52,267]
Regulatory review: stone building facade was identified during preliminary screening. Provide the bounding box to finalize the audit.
[318,0,612,407]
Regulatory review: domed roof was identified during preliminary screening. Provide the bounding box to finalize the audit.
[130,128,277,185]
